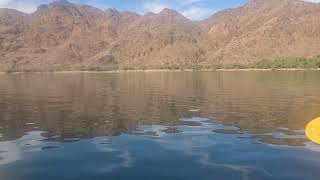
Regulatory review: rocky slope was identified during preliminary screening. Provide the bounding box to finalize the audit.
[202,0,320,64]
[93,8,206,69]
[0,0,320,71]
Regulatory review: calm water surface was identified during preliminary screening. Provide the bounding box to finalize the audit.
[0,71,320,180]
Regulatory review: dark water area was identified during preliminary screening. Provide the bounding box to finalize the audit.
[0,71,320,180]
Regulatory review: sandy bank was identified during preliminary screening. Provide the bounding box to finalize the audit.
[1,68,320,74]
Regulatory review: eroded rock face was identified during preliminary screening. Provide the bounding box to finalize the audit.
[201,0,320,64]
[1,0,320,71]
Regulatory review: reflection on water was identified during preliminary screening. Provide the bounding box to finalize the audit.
[0,71,320,179]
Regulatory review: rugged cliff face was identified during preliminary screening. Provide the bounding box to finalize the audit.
[202,0,320,64]
[1,0,320,71]
[94,8,206,69]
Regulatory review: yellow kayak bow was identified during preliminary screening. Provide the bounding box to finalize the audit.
[306,117,320,144]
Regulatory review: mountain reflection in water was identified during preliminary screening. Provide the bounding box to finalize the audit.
[0,71,320,180]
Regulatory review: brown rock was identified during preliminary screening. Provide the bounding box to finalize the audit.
[1,0,320,71]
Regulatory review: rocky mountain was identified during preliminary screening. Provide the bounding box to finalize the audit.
[93,8,206,69]
[0,0,320,71]
[202,0,320,64]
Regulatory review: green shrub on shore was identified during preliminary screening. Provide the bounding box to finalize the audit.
[222,63,248,69]
[252,56,320,69]
[3,56,320,72]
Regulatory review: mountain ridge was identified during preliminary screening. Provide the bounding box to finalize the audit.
[1,0,320,71]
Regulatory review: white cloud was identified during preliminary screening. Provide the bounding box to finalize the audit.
[0,0,39,13]
[0,0,13,6]
[141,0,215,20]
[142,2,170,13]
[178,0,205,5]
[10,1,38,13]
[303,0,320,2]
[181,7,217,20]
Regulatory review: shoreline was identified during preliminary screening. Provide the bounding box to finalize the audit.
[1,68,320,74]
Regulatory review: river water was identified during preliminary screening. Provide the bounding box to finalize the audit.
[0,71,320,180]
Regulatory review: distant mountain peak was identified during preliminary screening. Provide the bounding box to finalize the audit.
[0,8,27,16]
[51,0,72,5]
[34,0,83,16]
[159,8,180,16]
[36,0,73,10]
[105,8,120,16]
[157,8,191,21]
[106,8,119,13]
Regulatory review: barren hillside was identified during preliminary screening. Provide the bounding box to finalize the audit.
[0,0,320,71]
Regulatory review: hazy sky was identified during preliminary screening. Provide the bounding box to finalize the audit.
[0,0,319,20]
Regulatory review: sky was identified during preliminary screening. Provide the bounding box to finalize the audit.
[0,0,319,20]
